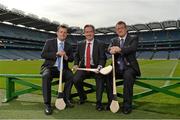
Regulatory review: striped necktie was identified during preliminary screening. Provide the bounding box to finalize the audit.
[86,43,91,69]
[57,42,64,71]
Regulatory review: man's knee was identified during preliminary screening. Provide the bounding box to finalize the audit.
[65,70,74,81]
[73,71,83,84]
[73,77,81,85]
[123,69,136,80]
[42,69,52,80]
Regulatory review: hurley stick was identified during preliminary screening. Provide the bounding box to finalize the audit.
[55,56,66,110]
[110,54,120,113]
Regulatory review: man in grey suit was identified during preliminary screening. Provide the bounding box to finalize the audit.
[41,25,74,115]
[106,21,141,114]
[73,24,106,111]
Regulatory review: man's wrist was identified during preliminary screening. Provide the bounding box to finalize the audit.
[64,55,68,60]
[97,65,102,70]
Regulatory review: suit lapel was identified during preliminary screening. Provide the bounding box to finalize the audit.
[124,35,130,47]
[92,40,98,62]
[64,41,68,52]
[114,37,120,46]
[54,39,58,52]
[82,41,86,59]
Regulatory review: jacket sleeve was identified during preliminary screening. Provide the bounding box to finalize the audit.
[74,42,80,65]
[66,44,74,62]
[41,40,56,60]
[121,36,138,55]
[98,42,107,67]
[107,38,119,55]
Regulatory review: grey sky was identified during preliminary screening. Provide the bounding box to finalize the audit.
[0,0,179,28]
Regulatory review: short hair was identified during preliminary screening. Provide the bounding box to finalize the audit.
[116,21,127,28]
[57,24,69,32]
[84,24,95,32]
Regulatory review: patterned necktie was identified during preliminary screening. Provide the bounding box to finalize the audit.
[57,42,64,71]
[118,39,124,70]
[120,39,124,48]
[86,43,91,69]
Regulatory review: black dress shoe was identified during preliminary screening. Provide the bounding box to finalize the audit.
[66,100,74,108]
[122,108,132,114]
[105,104,110,111]
[96,104,104,111]
[78,96,87,105]
[44,104,52,115]
[78,100,85,105]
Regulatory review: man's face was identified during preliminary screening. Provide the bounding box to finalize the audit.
[56,27,68,41]
[115,24,127,37]
[84,26,95,41]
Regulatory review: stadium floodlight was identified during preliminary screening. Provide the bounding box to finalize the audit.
[0,3,7,10]
[11,8,25,16]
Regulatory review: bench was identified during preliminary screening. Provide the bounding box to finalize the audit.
[117,77,180,99]
[0,74,180,102]
[0,74,95,102]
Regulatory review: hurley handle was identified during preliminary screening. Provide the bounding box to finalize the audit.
[112,54,117,94]
[58,56,63,92]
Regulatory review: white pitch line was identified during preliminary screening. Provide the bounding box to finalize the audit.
[163,60,178,87]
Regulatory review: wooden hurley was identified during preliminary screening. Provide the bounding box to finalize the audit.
[110,54,120,113]
[55,56,66,110]
[76,65,112,75]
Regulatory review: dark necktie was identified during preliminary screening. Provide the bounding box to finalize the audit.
[86,43,91,69]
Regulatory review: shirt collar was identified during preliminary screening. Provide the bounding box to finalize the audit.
[57,38,64,45]
[86,39,94,44]
[119,34,127,41]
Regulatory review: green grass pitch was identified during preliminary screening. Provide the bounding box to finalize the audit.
[0,59,180,119]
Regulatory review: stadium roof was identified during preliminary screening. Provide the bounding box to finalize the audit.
[0,3,180,35]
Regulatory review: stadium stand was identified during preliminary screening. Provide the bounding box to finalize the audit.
[0,3,180,60]
[138,51,154,60]
[153,51,169,59]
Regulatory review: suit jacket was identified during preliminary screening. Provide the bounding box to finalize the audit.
[109,34,141,76]
[41,38,73,72]
[74,39,106,68]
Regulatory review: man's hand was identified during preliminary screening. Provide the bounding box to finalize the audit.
[56,51,68,60]
[94,65,102,74]
[56,51,66,57]
[72,65,79,72]
[110,46,121,54]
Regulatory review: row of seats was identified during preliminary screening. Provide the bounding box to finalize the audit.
[0,23,180,60]
[0,48,180,60]
[137,50,180,59]
[0,49,41,60]
[0,23,55,41]
[138,29,180,42]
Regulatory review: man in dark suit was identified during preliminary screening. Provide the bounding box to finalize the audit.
[41,25,74,115]
[107,21,141,114]
[72,24,106,111]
